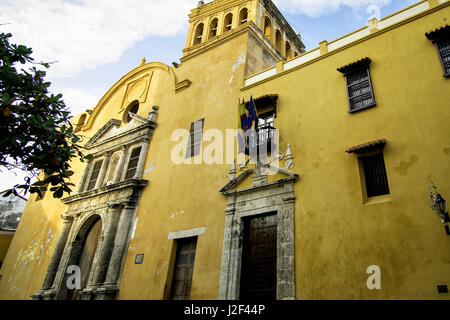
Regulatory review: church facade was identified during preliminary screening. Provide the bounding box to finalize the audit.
[0,0,449,300]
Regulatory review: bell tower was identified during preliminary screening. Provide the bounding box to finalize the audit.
[181,0,305,72]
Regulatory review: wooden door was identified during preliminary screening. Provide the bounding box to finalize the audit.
[71,218,102,300]
[170,237,198,300]
[240,214,277,300]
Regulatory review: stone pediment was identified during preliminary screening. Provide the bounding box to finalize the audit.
[84,114,155,150]
[85,119,121,149]
[220,164,299,195]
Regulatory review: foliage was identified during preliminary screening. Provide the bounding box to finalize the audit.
[0,32,91,199]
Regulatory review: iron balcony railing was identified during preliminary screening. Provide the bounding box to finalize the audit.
[245,125,276,156]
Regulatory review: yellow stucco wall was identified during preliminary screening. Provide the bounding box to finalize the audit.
[0,0,448,300]
[241,3,450,299]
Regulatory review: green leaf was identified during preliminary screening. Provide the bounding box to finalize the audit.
[71,136,80,144]
[53,187,64,199]
[64,170,74,177]
[2,92,10,103]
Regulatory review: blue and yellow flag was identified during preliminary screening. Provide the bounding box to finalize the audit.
[237,96,259,154]
[237,99,247,153]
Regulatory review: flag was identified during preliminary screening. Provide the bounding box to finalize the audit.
[248,95,259,129]
[237,96,259,154]
[237,98,248,153]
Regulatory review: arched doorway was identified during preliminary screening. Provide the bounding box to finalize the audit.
[70,215,102,300]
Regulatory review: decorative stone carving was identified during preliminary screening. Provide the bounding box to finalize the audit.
[32,110,157,301]
[119,72,153,114]
[285,144,293,170]
[238,158,249,171]
[218,163,299,300]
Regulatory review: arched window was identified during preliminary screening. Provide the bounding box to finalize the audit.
[285,41,292,59]
[70,216,102,300]
[124,100,139,123]
[209,18,218,39]
[224,13,233,32]
[239,8,248,24]
[275,30,283,53]
[264,17,271,40]
[194,23,204,45]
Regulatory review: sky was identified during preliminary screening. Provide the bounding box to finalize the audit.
[0,0,418,194]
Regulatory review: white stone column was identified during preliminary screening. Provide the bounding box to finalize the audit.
[103,204,136,286]
[91,203,123,286]
[133,139,150,179]
[77,162,92,193]
[113,146,128,183]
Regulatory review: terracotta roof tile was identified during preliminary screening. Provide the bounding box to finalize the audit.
[425,25,450,41]
[337,57,371,74]
[346,139,387,154]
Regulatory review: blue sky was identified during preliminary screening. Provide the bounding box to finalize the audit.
[0,0,418,193]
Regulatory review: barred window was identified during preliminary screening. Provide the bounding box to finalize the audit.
[185,119,204,158]
[435,38,450,78]
[345,67,376,112]
[86,160,103,191]
[338,58,376,113]
[361,153,390,198]
[426,25,450,78]
[125,146,142,180]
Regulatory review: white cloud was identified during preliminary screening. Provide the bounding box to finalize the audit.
[55,87,102,116]
[273,0,391,17]
[0,0,193,78]
[367,4,382,20]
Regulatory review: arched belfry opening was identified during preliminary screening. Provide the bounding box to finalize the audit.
[239,8,248,24]
[209,18,219,39]
[224,13,233,32]
[275,29,283,54]
[264,17,272,40]
[194,23,204,45]
[285,41,292,60]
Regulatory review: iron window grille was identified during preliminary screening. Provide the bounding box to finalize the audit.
[435,38,450,77]
[426,25,450,78]
[242,95,278,156]
[361,153,390,198]
[338,57,376,113]
[256,113,276,154]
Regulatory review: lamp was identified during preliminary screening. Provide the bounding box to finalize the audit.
[430,181,450,235]
[435,193,446,215]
